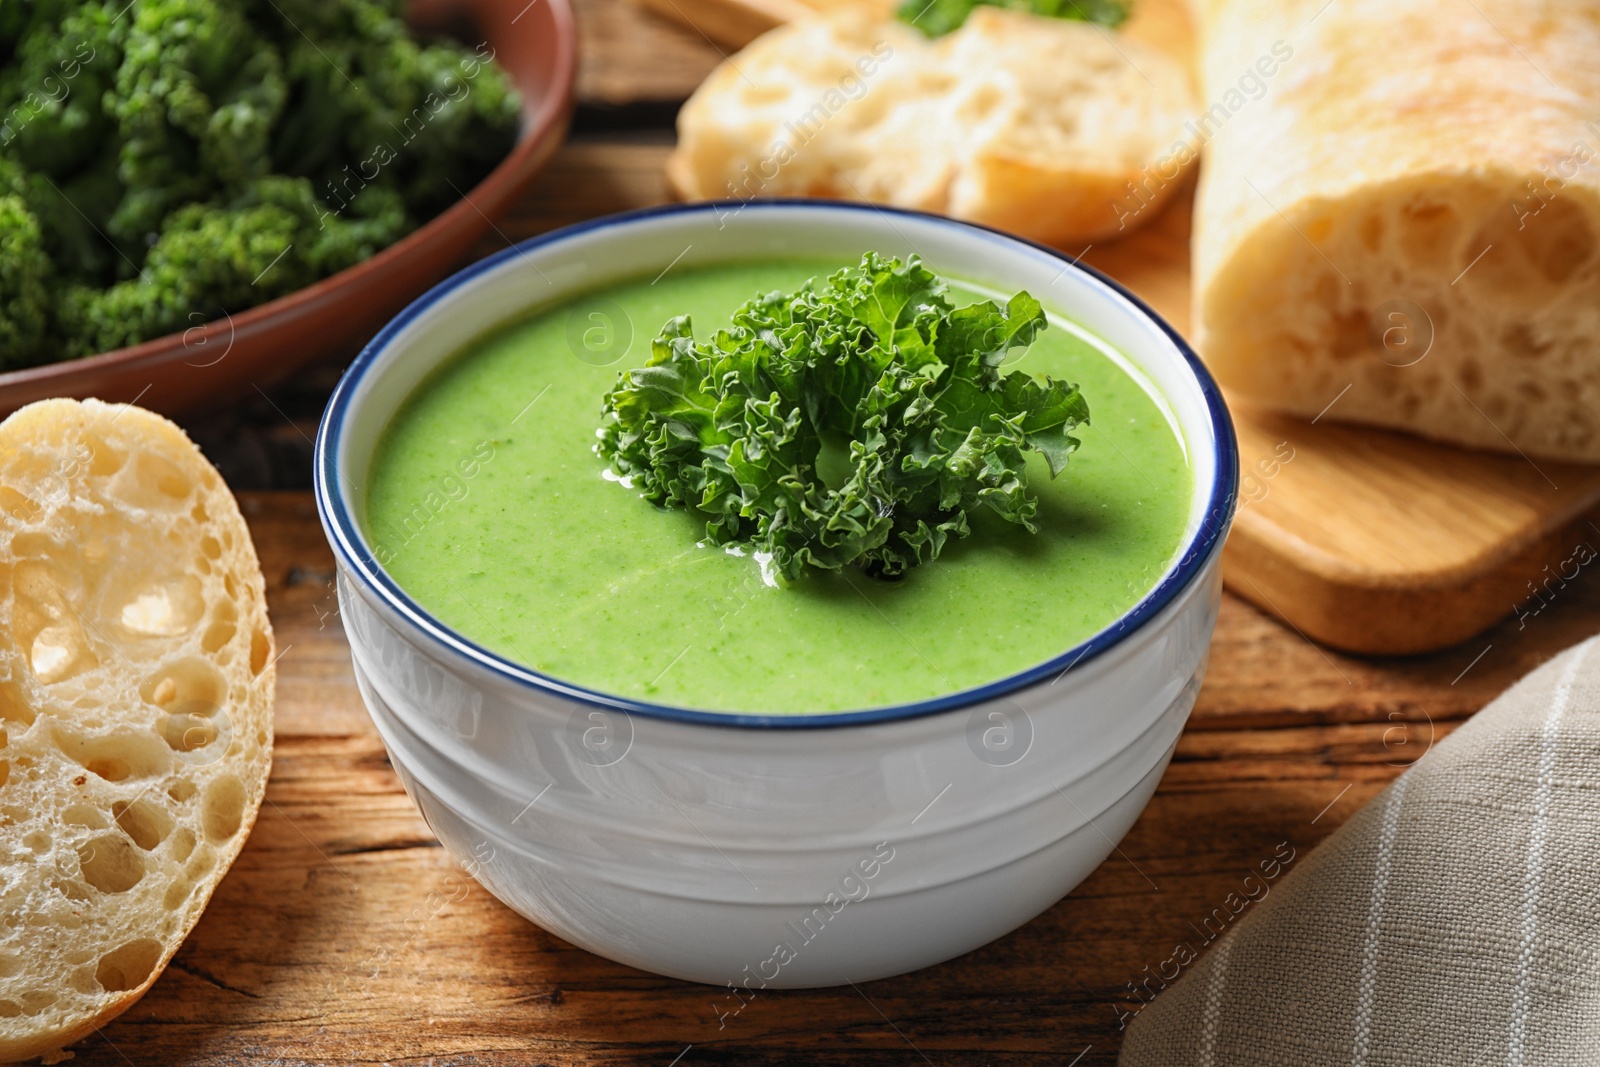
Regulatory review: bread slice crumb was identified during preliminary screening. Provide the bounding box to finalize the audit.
[669,8,1200,246]
[0,399,274,1063]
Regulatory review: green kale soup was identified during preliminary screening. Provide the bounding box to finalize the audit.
[364,259,1193,714]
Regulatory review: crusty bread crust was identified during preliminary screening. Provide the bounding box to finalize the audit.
[1193,0,1600,460]
[669,8,1200,246]
[0,399,274,1063]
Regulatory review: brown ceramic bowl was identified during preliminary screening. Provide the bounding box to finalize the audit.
[0,0,575,418]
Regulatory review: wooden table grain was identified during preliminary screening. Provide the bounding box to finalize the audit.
[70,4,1600,1063]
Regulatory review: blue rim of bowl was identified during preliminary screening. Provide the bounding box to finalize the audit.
[315,199,1240,730]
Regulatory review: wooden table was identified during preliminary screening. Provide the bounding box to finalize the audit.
[76,4,1600,1063]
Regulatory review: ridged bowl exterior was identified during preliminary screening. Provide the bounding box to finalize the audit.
[338,558,1218,986]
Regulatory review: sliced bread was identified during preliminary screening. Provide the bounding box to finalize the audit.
[0,399,274,1063]
[1192,0,1600,460]
[668,7,1200,246]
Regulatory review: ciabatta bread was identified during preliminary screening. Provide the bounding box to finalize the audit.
[0,399,274,1063]
[669,7,1200,246]
[1192,0,1600,460]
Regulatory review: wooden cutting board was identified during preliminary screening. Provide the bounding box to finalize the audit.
[633,0,1600,655]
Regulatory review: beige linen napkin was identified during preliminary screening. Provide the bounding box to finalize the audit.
[1120,635,1600,1066]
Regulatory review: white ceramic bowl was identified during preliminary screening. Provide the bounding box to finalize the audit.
[314,201,1239,988]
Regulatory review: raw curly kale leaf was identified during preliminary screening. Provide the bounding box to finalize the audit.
[0,0,522,368]
[598,253,1089,581]
[0,192,55,369]
[57,175,407,356]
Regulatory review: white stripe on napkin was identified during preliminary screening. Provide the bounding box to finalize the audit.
[1352,772,1409,1067]
[1197,932,1233,1067]
[1508,643,1589,1066]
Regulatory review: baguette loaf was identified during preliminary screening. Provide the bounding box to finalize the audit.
[669,7,1201,246]
[1193,0,1600,460]
[0,399,274,1063]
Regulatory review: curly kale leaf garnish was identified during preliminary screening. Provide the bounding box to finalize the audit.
[597,253,1089,581]
[896,0,1129,38]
